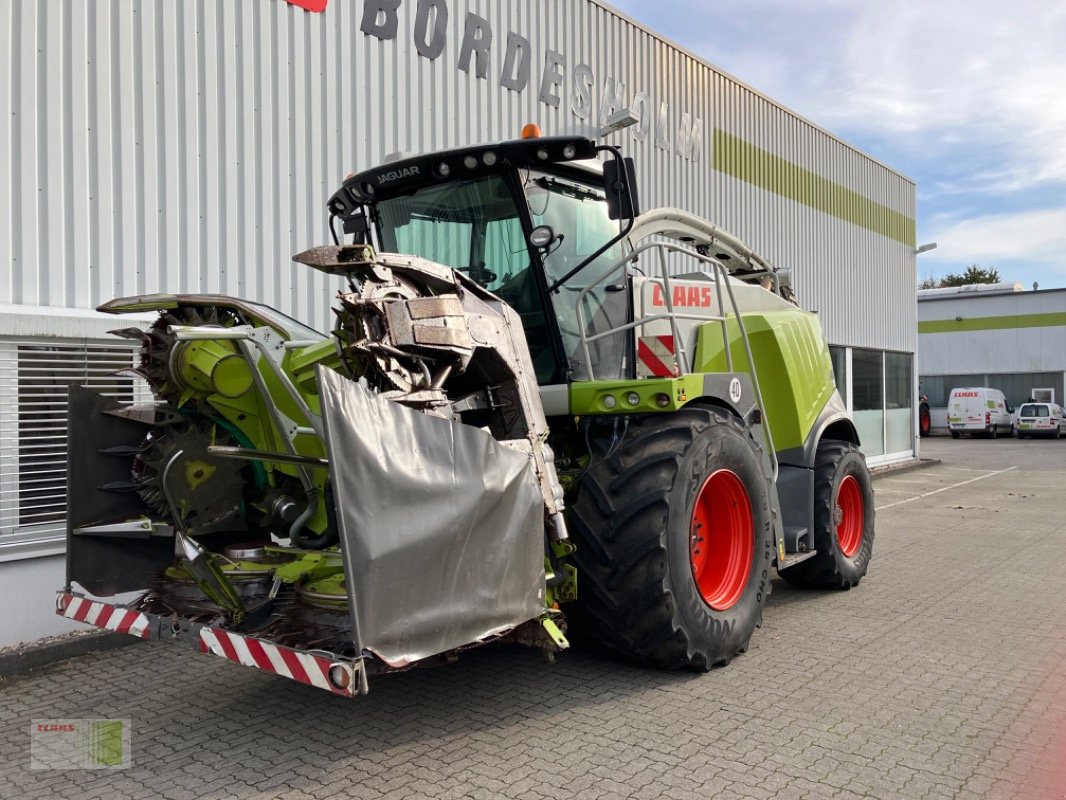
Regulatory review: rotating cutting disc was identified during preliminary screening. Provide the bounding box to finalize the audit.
[133,418,246,534]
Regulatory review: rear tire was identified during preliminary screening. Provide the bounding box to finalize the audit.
[950,430,961,439]
[919,404,931,437]
[780,441,874,590]
[569,408,775,671]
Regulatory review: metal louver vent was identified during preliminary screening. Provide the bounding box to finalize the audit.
[0,339,147,560]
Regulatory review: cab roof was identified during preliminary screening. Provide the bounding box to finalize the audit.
[328,136,599,220]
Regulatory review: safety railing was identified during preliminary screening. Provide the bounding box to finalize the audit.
[572,240,777,479]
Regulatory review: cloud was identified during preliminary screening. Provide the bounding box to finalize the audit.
[609,0,1066,287]
[920,207,1066,283]
[611,1,1066,194]
[827,3,1066,188]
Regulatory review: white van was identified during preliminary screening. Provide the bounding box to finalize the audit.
[1015,402,1066,439]
[946,387,1014,438]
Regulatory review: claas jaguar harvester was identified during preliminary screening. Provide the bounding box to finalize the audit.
[59,133,875,696]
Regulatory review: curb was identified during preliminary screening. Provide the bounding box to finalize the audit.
[0,631,141,679]
[870,457,941,480]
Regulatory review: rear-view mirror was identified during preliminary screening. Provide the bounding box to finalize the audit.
[603,157,640,221]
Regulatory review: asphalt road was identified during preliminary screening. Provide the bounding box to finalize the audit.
[2,434,1065,799]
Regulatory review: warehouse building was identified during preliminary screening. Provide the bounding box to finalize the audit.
[0,0,917,646]
[918,284,1066,428]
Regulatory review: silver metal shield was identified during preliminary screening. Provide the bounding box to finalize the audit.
[316,366,546,667]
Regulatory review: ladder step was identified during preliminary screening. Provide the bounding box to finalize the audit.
[777,550,819,570]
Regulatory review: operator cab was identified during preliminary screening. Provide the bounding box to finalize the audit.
[327,136,638,385]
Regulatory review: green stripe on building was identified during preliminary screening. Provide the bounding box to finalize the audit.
[713,129,916,245]
[919,312,1066,334]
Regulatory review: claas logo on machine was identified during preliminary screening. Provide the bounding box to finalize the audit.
[651,283,714,308]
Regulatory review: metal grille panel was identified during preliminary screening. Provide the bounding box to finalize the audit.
[0,338,147,554]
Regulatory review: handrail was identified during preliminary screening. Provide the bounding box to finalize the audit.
[570,240,777,480]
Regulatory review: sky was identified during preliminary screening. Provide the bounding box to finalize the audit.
[609,0,1066,289]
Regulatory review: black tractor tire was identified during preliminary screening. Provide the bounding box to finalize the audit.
[919,403,931,437]
[568,408,776,671]
[779,440,874,590]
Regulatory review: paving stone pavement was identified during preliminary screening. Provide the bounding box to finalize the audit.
[2,436,1065,799]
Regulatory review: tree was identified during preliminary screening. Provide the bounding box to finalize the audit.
[919,265,1001,289]
[944,264,1001,286]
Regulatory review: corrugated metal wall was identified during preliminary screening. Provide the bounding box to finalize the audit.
[918,291,1066,376]
[0,0,915,351]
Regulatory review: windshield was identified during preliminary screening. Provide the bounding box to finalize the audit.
[376,175,530,291]
[372,170,630,383]
[521,171,628,381]
[375,175,564,381]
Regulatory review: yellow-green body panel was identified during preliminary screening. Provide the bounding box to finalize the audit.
[694,309,836,453]
[569,374,705,415]
[179,339,340,536]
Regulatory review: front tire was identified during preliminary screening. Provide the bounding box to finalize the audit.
[569,408,775,671]
[780,441,874,589]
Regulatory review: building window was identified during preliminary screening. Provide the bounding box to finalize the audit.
[0,339,144,560]
[852,349,883,412]
[851,349,884,456]
[885,352,913,454]
[885,352,912,410]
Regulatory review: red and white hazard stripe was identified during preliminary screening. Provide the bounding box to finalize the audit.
[57,593,152,640]
[198,627,354,696]
[57,592,360,696]
[637,335,679,378]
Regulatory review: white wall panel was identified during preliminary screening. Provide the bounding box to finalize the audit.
[918,290,1066,375]
[1,0,915,349]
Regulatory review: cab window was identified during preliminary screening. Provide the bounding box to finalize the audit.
[521,171,628,380]
[377,175,530,288]
[375,174,561,383]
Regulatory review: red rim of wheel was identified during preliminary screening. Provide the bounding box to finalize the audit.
[920,408,931,435]
[835,475,864,558]
[689,469,754,612]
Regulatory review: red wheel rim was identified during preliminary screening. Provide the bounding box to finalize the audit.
[835,475,864,558]
[689,469,754,611]
[920,409,931,435]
